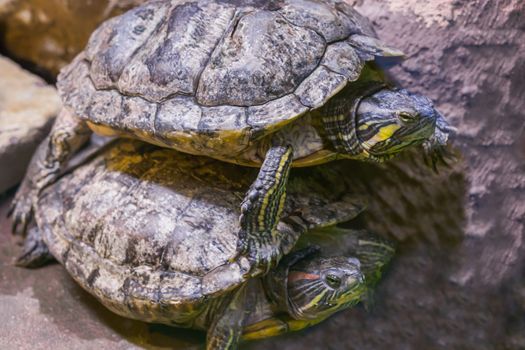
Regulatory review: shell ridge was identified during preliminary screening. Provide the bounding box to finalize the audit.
[293,66,347,109]
[93,1,173,88]
[114,9,168,84]
[274,10,329,43]
[152,103,161,139]
[196,8,326,106]
[194,8,247,102]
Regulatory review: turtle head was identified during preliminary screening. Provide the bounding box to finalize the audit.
[284,255,366,321]
[355,88,451,162]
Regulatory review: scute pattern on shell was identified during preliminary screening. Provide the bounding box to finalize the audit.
[195,9,325,106]
[34,140,367,323]
[58,0,404,155]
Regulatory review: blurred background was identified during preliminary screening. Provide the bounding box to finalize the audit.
[0,0,524,349]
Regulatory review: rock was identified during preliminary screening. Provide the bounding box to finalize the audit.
[353,0,525,285]
[0,55,59,194]
[0,0,147,78]
[0,0,15,17]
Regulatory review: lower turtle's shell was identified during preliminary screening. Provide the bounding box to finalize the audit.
[35,140,365,325]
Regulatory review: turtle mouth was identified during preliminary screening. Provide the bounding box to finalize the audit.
[360,115,437,159]
[315,282,367,317]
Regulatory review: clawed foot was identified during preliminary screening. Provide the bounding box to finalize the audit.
[7,188,35,235]
[15,226,53,268]
[235,237,282,278]
[423,144,457,173]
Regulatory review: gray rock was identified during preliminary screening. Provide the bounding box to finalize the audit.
[0,56,60,194]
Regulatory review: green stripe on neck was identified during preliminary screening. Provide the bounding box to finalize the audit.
[321,82,386,158]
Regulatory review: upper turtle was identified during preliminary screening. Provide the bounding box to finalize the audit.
[57,0,410,161]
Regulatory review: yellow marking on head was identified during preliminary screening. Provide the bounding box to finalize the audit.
[367,124,401,146]
[300,289,328,314]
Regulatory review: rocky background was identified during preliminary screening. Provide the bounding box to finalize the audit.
[0,56,59,194]
[0,0,144,79]
[0,0,524,349]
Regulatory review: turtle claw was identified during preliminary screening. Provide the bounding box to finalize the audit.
[8,190,34,236]
[422,143,457,174]
[236,239,281,278]
[15,226,54,268]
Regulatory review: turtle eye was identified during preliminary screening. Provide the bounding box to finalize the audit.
[325,274,342,289]
[399,112,417,124]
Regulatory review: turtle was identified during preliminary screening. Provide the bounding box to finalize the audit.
[17,139,395,349]
[10,0,451,272]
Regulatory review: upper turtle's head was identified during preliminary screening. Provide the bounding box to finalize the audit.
[285,256,366,321]
[355,88,450,161]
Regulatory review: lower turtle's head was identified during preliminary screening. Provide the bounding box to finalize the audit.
[355,88,446,160]
[286,256,366,321]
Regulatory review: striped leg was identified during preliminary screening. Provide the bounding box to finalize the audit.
[9,108,92,235]
[236,145,293,277]
[207,283,248,350]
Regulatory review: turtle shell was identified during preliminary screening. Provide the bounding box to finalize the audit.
[34,139,366,325]
[57,0,404,157]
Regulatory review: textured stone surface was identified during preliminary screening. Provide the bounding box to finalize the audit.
[0,0,147,77]
[0,56,59,194]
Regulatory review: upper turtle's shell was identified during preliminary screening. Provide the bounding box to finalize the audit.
[57,0,403,151]
[35,140,365,324]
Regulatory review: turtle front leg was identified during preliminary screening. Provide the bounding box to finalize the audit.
[16,226,54,268]
[236,145,294,277]
[207,283,248,350]
[9,108,92,234]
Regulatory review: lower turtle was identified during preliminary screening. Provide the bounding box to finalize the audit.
[18,139,395,349]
